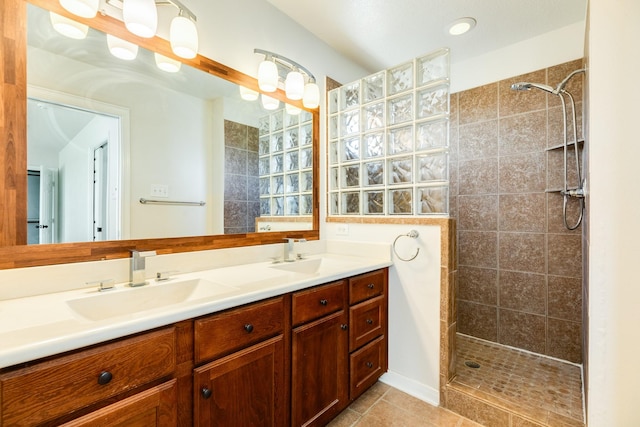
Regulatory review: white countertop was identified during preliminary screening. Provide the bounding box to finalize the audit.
[0,253,391,369]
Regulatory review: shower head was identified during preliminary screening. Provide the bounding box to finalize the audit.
[510,82,556,94]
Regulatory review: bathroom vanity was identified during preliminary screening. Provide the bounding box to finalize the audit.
[0,260,388,426]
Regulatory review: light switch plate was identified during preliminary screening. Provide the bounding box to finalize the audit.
[336,223,349,236]
[151,184,169,198]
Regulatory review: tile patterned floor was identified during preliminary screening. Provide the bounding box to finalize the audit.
[453,334,584,425]
[329,382,484,427]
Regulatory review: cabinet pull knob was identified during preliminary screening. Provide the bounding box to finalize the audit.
[320,299,328,306]
[201,387,212,399]
[367,283,375,289]
[97,371,113,385]
[244,324,254,333]
[366,362,374,369]
[341,324,348,330]
[366,318,374,325]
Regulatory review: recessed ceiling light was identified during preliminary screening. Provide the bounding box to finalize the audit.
[447,17,477,36]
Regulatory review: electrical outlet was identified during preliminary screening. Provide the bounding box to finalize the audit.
[151,184,169,198]
[336,223,349,236]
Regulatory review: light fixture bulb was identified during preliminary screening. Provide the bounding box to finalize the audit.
[258,60,278,92]
[122,0,158,38]
[239,86,259,101]
[170,15,198,59]
[107,34,139,60]
[59,0,98,18]
[49,12,88,39]
[154,53,181,72]
[302,82,320,109]
[285,70,304,100]
[285,103,302,116]
[261,94,280,111]
[447,17,476,36]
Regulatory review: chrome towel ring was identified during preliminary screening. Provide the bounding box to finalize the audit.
[393,230,420,262]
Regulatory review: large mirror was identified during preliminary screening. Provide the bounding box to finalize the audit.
[0,0,319,268]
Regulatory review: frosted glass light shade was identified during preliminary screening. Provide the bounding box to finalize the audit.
[154,53,181,73]
[303,82,320,109]
[258,60,278,92]
[170,16,198,59]
[50,12,88,39]
[122,0,158,38]
[59,0,98,18]
[285,71,304,100]
[107,34,139,60]
[285,103,302,115]
[261,94,280,110]
[239,86,259,101]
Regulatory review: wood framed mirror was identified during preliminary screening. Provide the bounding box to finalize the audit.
[0,0,319,269]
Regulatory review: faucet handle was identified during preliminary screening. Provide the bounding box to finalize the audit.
[87,279,115,292]
[156,270,178,281]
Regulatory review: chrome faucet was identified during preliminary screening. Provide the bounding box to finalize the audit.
[283,238,306,262]
[129,250,156,287]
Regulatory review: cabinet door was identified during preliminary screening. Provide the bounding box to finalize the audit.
[59,379,177,427]
[292,310,348,427]
[194,335,285,427]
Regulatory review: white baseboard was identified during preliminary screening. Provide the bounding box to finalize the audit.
[379,371,440,406]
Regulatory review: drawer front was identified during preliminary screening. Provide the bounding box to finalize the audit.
[350,335,385,401]
[349,269,386,305]
[292,280,346,326]
[195,296,284,364]
[0,327,176,427]
[349,295,385,350]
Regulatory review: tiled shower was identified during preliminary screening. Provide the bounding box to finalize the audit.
[450,58,585,363]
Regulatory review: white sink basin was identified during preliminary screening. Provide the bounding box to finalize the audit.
[66,278,236,321]
[269,257,362,275]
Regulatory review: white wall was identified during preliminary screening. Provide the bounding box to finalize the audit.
[586,0,640,425]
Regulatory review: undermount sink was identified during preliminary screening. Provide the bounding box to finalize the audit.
[66,278,236,321]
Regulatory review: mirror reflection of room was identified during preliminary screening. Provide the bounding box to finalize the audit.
[26,3,312,244]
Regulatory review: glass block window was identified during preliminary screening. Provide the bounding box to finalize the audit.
[328,48,450,216]
[259,108,313,216]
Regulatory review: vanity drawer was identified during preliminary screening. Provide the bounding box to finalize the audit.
[0,327,176,427]
[350,335,385,401]
[292,280,346,326]
[194,296,284,364]
[349,269,386,305]
[349,295,385,350]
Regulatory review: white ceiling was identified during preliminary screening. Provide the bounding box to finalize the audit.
[266,0,588,72]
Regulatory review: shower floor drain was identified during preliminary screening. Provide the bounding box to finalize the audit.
[464,361,481,369]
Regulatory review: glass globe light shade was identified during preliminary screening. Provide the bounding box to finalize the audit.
[285,70,304,100]
[258,60,278,92]
[261,94,280,111]
[107,34,139,60]
[239,86,259,101]
[122,0,158,38]
[154,53,181,73]
[302,82,320,109]
[285,103,302,116]
[170,15,198,59]
[59,0,98,18]
[50,12,88,39]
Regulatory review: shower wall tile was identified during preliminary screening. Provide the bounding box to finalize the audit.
[458,158,499,195]
[499,69,547,116]
[224,175,247,202]
[499,193,546,233]
[547,194,582,234]
[499,232,546,274]
[225,146,248,176]
[548,58,585,106]
[458,231,498,269]
[458,195,498,231]
[499,110,547,155]
[224,200,248,228]
[548,103,584,146]
[498,271,546,315]
[458,266,498,305]
[546,142,582,190]
[224,120,248,149]
[458,83,498,125]
[248,127,259,152]
[548,234,582,277]
[499,152,546,193]
[449,124,460,163]
[548,275,582,322]
[458,301,498,342]
[547,318,582,363]
[459,120,498,160]
[450,92,459,125]
[498,309,546,354]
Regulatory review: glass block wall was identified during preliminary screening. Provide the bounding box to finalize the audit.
[258,109,314,217]
[328,48,450,216]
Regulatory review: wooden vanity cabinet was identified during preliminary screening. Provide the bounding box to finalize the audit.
[193,296,288,427]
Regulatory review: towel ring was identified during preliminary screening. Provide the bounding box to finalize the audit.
[393,230,420,262]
